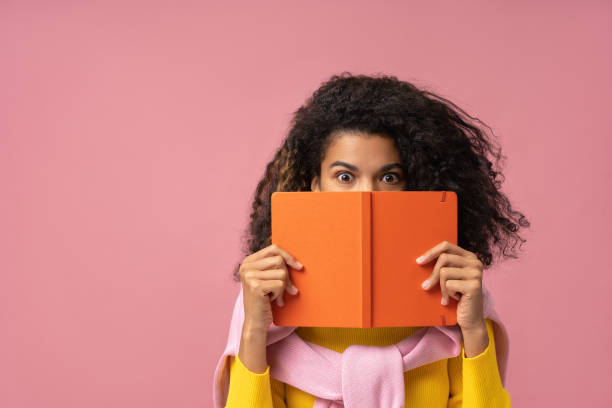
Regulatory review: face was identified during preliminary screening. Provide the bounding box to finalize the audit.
[310,131,407,192]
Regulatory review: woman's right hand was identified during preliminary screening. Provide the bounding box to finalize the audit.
[236,243,302,374]
[239,243,302,333]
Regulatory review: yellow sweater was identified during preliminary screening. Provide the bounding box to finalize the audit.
[225,318,510,407]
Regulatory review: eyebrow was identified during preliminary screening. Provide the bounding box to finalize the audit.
[328,161,405,173]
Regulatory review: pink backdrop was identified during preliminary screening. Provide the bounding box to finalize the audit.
[1,1,610,406]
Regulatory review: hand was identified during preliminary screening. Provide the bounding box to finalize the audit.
[416,240,486,333]
[239,243,302,332]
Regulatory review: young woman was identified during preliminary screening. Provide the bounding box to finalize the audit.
[219,72,529,407]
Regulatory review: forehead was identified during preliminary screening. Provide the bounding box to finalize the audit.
[322,131,401,166]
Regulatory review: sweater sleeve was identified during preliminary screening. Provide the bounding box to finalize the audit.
[224,352,287,408]
[447,318,511,407]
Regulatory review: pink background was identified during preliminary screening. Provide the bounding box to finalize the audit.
[1,1,610,406]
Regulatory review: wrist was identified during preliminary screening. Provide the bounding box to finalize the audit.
[242,320,269,338]
[238,326,268,374]
[461,321,489,358]
[460,319,487,335]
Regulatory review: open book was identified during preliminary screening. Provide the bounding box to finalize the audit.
[270,190,458,328]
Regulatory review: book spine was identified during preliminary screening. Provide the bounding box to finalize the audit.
[361,192,372,328]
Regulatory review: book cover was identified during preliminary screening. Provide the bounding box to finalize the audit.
[270,190,458,328]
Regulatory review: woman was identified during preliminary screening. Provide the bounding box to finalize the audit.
[215,72,530,407]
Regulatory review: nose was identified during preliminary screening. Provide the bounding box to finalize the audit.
[357,180,375,191]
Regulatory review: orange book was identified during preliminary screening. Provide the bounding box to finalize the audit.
[271,191,458,328]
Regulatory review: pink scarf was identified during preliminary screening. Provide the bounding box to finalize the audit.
[213,284,509,408]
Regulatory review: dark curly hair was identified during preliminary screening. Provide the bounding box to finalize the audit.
[231,72,530,282]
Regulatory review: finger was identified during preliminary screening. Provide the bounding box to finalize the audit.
[446,279,481,300]
[250,244,304,270]
[438,267,466,304]
[244,269,285,281]
[259,245,302,293]
[257,279,285,304]
[250,255,290,272]
[421,253,467,290]
[416,241,476,265]
[443,280,462,303]
[255,269,298,299]
[246,259,299,295]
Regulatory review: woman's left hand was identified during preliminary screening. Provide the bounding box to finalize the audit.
[416,240,486,333]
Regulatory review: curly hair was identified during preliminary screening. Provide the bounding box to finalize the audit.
[231,72,530,282]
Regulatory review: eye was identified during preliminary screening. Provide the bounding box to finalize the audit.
[382,173,402,183]
[336,172,354,183]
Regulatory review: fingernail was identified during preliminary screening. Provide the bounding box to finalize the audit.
[441,297,448,305]
[421,280,430,289]
[287,284,298,294]
[295,261,303,268]
[416,256,426,264]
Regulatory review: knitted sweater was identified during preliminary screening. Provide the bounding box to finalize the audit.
[224,318,510,407]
